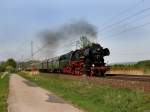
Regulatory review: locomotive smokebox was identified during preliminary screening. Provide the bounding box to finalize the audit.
[103,48,110,56]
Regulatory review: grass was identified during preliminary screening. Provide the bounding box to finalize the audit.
[19,72,150,112]
[0,73,9,112]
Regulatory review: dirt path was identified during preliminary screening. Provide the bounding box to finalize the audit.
[8,74,83,112]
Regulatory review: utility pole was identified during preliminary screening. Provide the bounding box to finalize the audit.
[21,55,24,70]
[31,41,34,60]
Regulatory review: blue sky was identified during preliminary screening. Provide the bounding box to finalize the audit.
[0,0,150,63]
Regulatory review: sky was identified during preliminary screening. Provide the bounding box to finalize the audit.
[0,0,150,63]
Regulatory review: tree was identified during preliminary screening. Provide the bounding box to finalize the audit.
[5,58,17,69]
[0,62,6,72]
[0,59,17,73]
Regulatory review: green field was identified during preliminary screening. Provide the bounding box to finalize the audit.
[0,73,9,112]
[19,72,150,112]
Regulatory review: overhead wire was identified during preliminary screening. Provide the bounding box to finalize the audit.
[103,22,150,38]
[99,0,144,28]
[99,7,150,33]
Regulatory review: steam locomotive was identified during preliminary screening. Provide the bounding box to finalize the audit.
[39,43,110,76]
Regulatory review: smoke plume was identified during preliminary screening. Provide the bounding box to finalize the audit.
[39,20,97,57]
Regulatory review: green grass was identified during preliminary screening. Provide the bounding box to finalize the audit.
[0,73,9,112]
[19,72,150,112]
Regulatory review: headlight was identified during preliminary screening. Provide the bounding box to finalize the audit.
[97,48,100,51]
[92,64,95,67]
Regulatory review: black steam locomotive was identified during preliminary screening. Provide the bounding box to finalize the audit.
[39,43,110,76]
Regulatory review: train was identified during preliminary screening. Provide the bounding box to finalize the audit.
[38,43,110,76]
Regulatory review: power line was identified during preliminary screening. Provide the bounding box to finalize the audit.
[100,13,150,38]
[99,7,150,32]
[100,0,143,28]
[104,22,150,38]
[32,43,48,56]
[104,12,150,34]
[123,12,150,25]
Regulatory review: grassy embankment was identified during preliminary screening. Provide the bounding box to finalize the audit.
[0,73,9,112]
[110,60,150,75]
[19,72,150,112]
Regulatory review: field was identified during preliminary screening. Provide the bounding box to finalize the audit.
[110,60,150,75]
[19,72,150,112]
[0,73,9,112]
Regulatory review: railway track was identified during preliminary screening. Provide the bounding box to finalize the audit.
[106,74,150,82]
